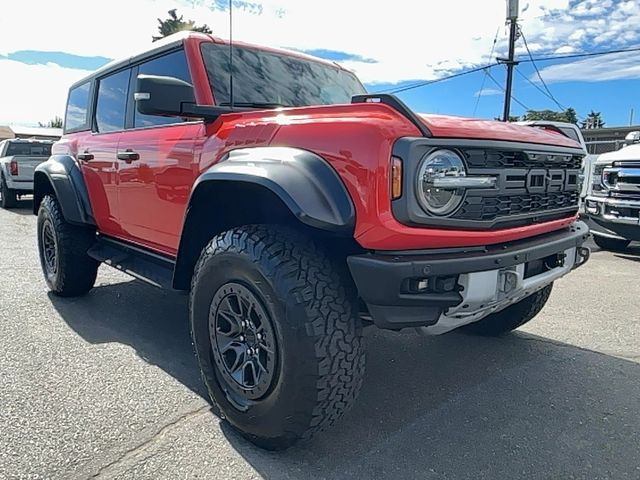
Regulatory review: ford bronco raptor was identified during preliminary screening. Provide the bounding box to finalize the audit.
[33,32,590,450]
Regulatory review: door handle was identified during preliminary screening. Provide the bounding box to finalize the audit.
[78,152,94,161]
[117,150,140,162]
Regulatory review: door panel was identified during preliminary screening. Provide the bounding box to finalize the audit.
[117,123,202,254]
[77,132,122,236]
[78,67,131,237]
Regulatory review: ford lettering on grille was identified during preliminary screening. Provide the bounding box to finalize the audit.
[498,169,579,193]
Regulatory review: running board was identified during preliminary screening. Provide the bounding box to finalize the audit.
[87,236,175,289]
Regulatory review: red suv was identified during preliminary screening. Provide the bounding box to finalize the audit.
[34,32,590,449]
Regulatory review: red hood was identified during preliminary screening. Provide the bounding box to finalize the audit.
[418,114,582,149]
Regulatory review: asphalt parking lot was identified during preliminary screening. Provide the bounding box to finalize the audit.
[1,198,639,479]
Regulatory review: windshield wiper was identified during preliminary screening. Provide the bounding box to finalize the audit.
[219,101,288,109]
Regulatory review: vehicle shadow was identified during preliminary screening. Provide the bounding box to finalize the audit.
[590,243,640,262]
[48,279,640,479]
[2,198,33,216]
[48,280,207,398]
[614,243,640,262]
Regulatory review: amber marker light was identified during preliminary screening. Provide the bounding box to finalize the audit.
[391,156,403,200]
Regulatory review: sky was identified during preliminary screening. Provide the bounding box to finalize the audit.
[1,0,639,127]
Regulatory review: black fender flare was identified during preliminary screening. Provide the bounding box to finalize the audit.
[172,147,356,289]
[33,155,95,226]
[192,147,355,231]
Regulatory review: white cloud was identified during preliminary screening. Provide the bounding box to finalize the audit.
[0,0,517,85]
[554,45,576,54]
[1,0,640,124]
[536,51,640,82]
[0,59,91,126]
[474,88,502,97]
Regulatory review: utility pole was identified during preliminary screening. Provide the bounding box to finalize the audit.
[630,108,634,126]
[499,0,519,121]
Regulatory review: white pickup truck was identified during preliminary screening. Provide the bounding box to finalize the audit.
[582,131,640,250]
[0,139,53,208]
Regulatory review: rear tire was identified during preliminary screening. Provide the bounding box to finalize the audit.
[0,175,17,208]
[37,195,99,297]
[593,235,631,252]
[190,225,365,450]
[462,284,553,336]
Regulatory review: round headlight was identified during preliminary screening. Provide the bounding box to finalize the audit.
[416,149,466,216]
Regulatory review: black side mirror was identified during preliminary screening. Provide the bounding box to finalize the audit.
[135,75,196,117]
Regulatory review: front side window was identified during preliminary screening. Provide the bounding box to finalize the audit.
[134,50,192,128]
[95,69,130,133]
[201,43,366,107]
[64,82,91,132]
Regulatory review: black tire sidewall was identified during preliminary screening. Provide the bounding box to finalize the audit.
[1,175,16,208]
[191,251,320,445]
[37,203,59,290]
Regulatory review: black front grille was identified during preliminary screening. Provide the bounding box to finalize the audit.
[464,149,583,170]
[451,148,581,223]
[456,192,579,221]
[391,139,584,230]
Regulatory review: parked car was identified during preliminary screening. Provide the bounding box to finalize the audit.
[582,131,640,251]
[0,138,52,208]
[33,32,590,450]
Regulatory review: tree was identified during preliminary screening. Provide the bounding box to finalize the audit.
[581,110,605,129]
[152,9,212,41]
[520,108,578,124]
[38,116,63,128]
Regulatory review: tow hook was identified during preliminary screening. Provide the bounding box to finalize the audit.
[499,269,521,294]
[574,247,591,269]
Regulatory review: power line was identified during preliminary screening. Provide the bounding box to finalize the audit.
[519,45,640,63]
[473,26,501,117]
[514,67,585,121]
[376,63,498,94]
[484,67,531,112]
[373,44,640,96]
[518,27,565,111]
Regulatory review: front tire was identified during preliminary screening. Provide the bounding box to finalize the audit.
[190,225,365,450]
[593,235,631,252]
[462,284,553,336]
[0,175,17,208]
[37,195,99,297]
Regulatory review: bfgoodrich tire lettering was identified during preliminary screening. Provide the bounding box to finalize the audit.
[462,284,553,336]
[189,225,365,450]
[37,195,99,297]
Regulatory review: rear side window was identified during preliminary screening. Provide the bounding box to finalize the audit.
[64,82,91,132]
[6,142,52,156]
[95,69,130,133]
[134,50,192,128]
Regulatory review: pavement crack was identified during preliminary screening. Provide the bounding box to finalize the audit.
[90,405,211,478]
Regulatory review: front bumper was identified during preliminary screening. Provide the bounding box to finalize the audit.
[582,196,640,241]
[347,221,590,333]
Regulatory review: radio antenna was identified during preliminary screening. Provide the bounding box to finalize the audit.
[228,0,234,110]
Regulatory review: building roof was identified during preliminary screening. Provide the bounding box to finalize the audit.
[0,125,62,140]
[581,125,640,138]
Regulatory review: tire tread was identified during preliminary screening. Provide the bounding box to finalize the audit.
[189,225,365,447]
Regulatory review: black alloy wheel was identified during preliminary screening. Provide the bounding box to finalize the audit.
[209,282,278,407]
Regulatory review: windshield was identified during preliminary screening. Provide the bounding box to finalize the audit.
[201,43,366,107]
[5,141,52,156]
